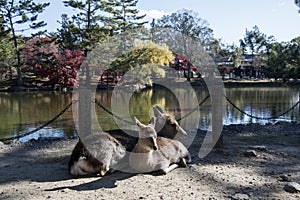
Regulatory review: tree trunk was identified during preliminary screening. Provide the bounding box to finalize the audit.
[8,12,22,86]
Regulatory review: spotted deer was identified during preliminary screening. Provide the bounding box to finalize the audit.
[129,117,191,175]
[69,106,188,176]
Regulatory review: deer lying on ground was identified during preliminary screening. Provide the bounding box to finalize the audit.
[68,106,188,176]
[129,117,191,175]
[69,131,126,176]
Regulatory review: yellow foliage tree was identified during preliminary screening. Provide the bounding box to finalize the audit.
[110,41,174,86]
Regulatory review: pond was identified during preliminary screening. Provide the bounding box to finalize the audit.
[0,86,300,142]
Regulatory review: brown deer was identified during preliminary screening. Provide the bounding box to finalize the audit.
[129,117,191,175]
[68,106,188,176]
[69,131,126,176]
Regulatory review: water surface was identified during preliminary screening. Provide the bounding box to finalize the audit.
[0,86,299,141]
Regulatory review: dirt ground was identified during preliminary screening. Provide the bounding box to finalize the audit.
[0,122,300,200]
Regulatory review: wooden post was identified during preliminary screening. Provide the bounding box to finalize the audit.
[211,85,223,148]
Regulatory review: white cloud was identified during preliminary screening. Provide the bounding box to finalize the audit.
[139,9,168,19]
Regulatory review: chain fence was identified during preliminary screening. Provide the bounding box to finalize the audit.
[93,99,135,125]
[1,100,77,142]
[94,95,210,124]
[2,93,299,142]
[224,95,300,120]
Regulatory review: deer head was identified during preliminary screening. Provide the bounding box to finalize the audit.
[134,117,158,151]
[153,105,187,138]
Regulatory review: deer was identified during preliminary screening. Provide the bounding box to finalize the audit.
[129,117,191,175]
[68,106,188,176]
[69,131,126,176]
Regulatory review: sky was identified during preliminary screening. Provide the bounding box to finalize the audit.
[36,0,300,45]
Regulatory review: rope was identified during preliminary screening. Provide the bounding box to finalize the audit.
[93,99,135,125]
[176,95,210,122]
[1,100,77,142]
[225,95,300,120]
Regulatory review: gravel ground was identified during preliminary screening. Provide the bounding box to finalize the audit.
[0,122,300,200]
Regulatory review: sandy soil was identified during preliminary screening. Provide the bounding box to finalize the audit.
[0,122,300,200]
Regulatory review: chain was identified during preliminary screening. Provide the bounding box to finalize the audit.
[4,93,298,143]
[1,100,77,142]
[176,95,210,122]
[225,95,300,120]
[93,99,135,125]
[94,95,210,124]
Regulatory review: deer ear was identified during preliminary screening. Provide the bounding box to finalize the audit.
[134,117,142,127]
[153,105,164,117]
[149,116,155,126]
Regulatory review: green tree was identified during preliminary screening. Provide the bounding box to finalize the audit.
[264,42,287,79]
[240,25,269,78]
[285,37,300,79]
[0,36,15,79]
[0,0,50,86]
[0,12,5,33]
[240,25,268,55]
[102,0,146,34]
[56,14,80,51]
[63,0,111,56]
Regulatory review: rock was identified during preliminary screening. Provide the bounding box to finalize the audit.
[231,193,250,200]
[243,150,257,157]
[279,174,291,182]
[249,145,267,151]
[284,182,300,193]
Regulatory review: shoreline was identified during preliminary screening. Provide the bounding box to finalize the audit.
[1,121,300,144]
[1,79,300,93]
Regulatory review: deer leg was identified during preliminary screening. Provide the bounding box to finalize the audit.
[162,163,179,174]
[178,158,188,167]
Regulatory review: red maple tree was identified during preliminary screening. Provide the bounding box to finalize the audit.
[22,37,83,88]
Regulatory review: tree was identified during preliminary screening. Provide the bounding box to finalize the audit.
[229,45,243,69]
[155,9,213,49]
[240,26,268,55]
[0,36,15,79]
[240,25,269,78]
[109,41,174,86]
[285,37,300,79]
[153,9,214,81]
[62,0,111,56]
[22,37,83,88]
[102,0,147,34]
[295,0,300,13]
[56,14,80,51]
[264,42,287,79]
[0,0,50,86]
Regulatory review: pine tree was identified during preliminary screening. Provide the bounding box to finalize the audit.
[62,0,111,56]
[0,0,50,86]
[57,14,80,51]
[103,0,147,34]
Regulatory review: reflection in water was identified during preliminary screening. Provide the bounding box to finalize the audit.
[0,92,76,141]
[224,87,300,125]
[0,86,300,141]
